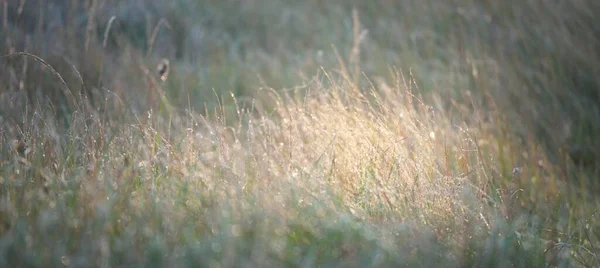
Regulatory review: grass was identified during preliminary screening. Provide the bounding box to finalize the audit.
[1,0,600,267]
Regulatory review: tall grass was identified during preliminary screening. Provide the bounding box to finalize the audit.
[1,0,599,266]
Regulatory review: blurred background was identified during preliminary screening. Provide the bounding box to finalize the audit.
[1,0,600,265]
[3,0,599,171]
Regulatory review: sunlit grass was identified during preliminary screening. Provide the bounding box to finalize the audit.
[1,0,599,266]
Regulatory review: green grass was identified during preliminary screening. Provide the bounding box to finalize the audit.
[1,0,600,267]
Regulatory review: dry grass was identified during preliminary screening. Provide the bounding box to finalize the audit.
[1,0,599,267]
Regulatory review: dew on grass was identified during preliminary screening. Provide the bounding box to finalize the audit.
[211,242,222,253]
[231,224,242,237]
[61,256,70,266]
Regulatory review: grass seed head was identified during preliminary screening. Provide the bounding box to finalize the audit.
[157,58,170,81]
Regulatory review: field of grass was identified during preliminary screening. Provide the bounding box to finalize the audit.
[1,0,600,267]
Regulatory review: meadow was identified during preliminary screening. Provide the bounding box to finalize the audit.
[1,0,599,267]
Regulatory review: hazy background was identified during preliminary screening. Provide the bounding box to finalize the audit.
[1,0,600,266]
[4,0,599,164]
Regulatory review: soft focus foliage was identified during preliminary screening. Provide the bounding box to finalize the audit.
[1,0,599,266]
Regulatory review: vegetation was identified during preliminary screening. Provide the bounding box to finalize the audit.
[1,0,599,266]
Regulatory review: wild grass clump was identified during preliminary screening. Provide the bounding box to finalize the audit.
[1,0,600,267]
[1,67,596,266]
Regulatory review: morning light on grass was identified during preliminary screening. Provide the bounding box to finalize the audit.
[1,0,599,267]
